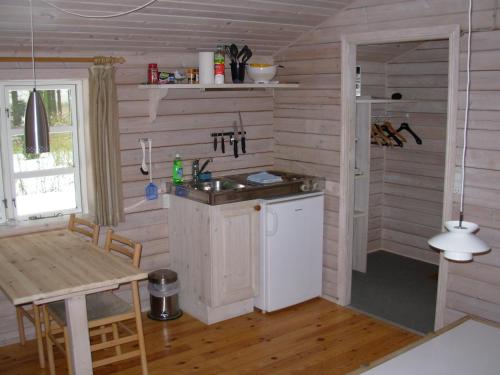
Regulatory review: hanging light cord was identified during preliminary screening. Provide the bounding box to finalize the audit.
[39,0,158,18]
[459,0,473,227]
[29,0,36,88]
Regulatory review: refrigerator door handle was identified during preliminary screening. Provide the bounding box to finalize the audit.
[266,209,279,236]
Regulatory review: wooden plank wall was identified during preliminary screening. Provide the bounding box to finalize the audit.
[0,52,275,345]
[274,0,500,326]
[380,40,448,264]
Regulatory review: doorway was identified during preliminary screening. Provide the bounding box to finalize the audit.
[337,25,460,332]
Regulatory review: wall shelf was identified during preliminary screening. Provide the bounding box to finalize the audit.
[356,98,417,104]
[138,83,300,122]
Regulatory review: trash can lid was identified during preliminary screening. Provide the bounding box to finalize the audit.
[148,269,178,284]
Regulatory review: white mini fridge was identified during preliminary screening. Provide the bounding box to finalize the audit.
[255,192,324,312]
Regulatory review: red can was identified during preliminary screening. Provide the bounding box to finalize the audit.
[148,63,158,84]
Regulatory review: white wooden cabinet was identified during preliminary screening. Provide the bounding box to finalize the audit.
[168,195,260,324]
[211,200,260,307]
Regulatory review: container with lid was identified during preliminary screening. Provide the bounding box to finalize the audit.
[147,269,182,321]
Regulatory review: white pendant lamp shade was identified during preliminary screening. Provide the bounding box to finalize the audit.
[25,89,50,154]
[428,221,490,262]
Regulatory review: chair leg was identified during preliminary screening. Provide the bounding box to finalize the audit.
[43,307,56,375]
[112,323,122,355]
[132,282,148,375]
[33,304,46,368]
[100,325,107,343]
[16,306,26,345]
[63,327,74,375]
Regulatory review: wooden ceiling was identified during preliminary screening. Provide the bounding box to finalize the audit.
[0,0,352,55]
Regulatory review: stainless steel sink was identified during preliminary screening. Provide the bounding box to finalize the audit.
[192,179,246,192]
[167,171,324,205]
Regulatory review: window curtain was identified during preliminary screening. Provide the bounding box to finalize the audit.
[88,65,124,226]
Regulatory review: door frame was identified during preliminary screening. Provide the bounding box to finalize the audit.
[337,25,460,330]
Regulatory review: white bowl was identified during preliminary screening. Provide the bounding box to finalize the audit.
[246,65,277,84]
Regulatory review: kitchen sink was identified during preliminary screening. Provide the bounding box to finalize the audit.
[166,171,324,205]
[192,179,246,192]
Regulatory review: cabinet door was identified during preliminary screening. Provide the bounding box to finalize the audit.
[211,200,260,307]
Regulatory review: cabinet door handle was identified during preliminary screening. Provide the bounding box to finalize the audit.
[254,205,261,211]
[266,209,278,237]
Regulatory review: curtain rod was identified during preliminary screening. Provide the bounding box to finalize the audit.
[0,56,126,65]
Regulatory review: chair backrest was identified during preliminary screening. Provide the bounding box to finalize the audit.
[68,213,100,245]
[104,229,142,267]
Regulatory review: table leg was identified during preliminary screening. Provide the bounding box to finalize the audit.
[65,295,93,375]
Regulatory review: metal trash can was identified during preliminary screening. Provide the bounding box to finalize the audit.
[147,269,182,321]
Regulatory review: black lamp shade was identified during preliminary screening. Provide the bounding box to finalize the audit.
[25,88,50,154]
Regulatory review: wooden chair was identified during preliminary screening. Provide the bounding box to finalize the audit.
[43,229,148,375]
[67,213,100,245]
[15,214,100,370]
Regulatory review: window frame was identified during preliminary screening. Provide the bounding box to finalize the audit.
[0,79,88,222]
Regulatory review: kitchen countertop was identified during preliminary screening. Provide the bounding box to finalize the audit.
[166,170,324,205]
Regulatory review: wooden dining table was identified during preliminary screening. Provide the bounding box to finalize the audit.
[0,229,148,375]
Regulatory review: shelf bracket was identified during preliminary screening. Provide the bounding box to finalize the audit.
[148,88,168,122]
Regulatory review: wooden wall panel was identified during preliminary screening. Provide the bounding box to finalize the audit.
[0,51,275,345]
[379,40,448,264]
[274,0,500,325]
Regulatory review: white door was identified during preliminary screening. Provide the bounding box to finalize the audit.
[265,195,324,311]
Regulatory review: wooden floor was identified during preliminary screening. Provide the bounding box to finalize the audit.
[0,298,419,375]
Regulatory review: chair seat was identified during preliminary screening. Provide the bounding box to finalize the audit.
[48,292,132,324]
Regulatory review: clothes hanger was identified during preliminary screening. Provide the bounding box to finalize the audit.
[370,126,385,146]
[397,122,422,145]
[384,121,407,143]
[381,123,403,147]
[372,123,393,146]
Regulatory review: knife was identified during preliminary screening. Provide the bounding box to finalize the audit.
[221,135,225,154]
[238,111,246,154]
[232,121,239,158]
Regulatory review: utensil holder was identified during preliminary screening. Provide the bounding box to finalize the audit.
[238,62,246,83]
[230,62,239,83]
[231,62,246,83]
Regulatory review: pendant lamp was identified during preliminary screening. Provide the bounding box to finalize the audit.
[427,0,489,262]
[25,0,49,154]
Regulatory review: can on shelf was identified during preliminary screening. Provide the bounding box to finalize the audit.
[148,63,158,84]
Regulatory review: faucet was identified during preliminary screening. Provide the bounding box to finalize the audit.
[192,158,212,184]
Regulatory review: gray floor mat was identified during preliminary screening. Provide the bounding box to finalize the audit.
[350,250,438,334]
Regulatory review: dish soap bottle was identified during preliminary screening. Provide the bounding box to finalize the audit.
[172,153,184,185]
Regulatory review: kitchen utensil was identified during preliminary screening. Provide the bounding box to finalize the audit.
[230,44,239,62]
[242,47,253,64]
[229,132,233,145]
[213,135,218,151]
[225,45,234,63]
[140,138,149,175]
[221,135,225,154]
[232,121,239,158]
[145,139,158,200]
[238,111,246,154]
[237,45,248,62]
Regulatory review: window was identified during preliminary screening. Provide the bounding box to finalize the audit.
[0,81,86,222]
